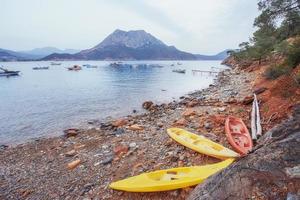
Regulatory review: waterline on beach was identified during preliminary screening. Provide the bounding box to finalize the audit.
[0,60,225,144]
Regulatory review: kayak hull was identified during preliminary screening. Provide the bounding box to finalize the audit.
[109,159,234,192]
[225,116,253,155]
[167,128,240,159]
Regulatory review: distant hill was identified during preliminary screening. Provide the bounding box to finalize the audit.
[19,47,80,58]
[0,48,31,61]
[0,47,80,61]
[195,50,230,60]
[44,29,198,60]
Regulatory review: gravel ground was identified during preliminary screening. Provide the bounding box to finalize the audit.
[0,68,256,200]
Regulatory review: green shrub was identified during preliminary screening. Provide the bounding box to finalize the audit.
[274,40,290,55]
[264,64,290,80]
[286,39,300,68]
[296,72,300,84]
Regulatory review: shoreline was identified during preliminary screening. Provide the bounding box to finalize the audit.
[1,63,224,147]
[0,60,222,146]
[1,66,257,199]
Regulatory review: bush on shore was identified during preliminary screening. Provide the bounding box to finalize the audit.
[264,64,290,80]
[296,72,300,84]
[230,0,300,77]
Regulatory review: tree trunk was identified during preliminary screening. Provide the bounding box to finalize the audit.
[188,106,300,200]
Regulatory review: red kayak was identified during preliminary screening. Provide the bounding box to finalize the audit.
[225,116,253,155]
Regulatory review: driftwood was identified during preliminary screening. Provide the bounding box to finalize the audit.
[254,94,262,136]
[262,112,279,125]
[251,94,262,140]
[188,105,300,200]
[251,97,257,140]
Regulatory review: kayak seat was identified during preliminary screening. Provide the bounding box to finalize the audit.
[230,124,245,133]
[193,140,223,151]
[232,133,250,147]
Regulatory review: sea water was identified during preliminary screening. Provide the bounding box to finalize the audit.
[0,60,225,144]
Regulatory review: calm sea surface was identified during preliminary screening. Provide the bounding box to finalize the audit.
[0,60,225,144]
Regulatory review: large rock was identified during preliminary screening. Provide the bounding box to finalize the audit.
[142,101,154,110]
[253,87,268,95]
[63,128,80,138]
[128,124,144,131]
[182,108,197,117]
[187,99,199,107]
[174,118,188,127]
[188,106,300,200]
[242,95,254,105]
[112,119,128,127]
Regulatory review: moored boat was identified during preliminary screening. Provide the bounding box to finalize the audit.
[225,116,253,155]
[0,67,20,77]
[68,65,82,71]
[33,67,49,70]
[172,69,186,73]
[50,62,61,65]
[109,62,121,67]
[84,64,98,68]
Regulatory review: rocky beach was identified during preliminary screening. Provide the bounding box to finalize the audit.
[1,0,300,199]
[1,60,299,199]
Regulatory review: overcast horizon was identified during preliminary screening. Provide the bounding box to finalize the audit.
[1,0,259,54]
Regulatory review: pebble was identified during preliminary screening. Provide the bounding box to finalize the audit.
[112,119,128,127]
[0,144,9,151]
[101,156,113,165]
[129,142,137,148]
[174,118,188,127]
[218,107,226,112]
[204,122,212,130]
[170,190,180,197]
[67,159,81,170]
[65,150,76,157]
[170,155,179,162]
[94,162,101,166]
[179,155,185,161]
[113,128,125,135]
[64,128,79,138]
[113,145,129,155]
[128,124,144,131]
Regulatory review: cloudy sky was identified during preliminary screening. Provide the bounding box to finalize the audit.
[1,0,259,54]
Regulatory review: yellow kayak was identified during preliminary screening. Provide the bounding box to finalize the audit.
[167,128,240,159]
[109,158,234,192]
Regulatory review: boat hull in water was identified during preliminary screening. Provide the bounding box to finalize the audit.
[0,71,20,77]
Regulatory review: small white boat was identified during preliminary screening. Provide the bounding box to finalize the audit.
[0,67,20,77]
[50,62,61,65]
[33,66,49,70]
[84,64,97,68]
[68,65,82,71]
[172,69,186,74]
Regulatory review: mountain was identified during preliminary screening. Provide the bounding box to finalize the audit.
[1,30,230,61]
[0,48,32,61]
[195,50,230,60]
[43,29,199,60]
[20,47,80,58]
[0,47,80,61]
